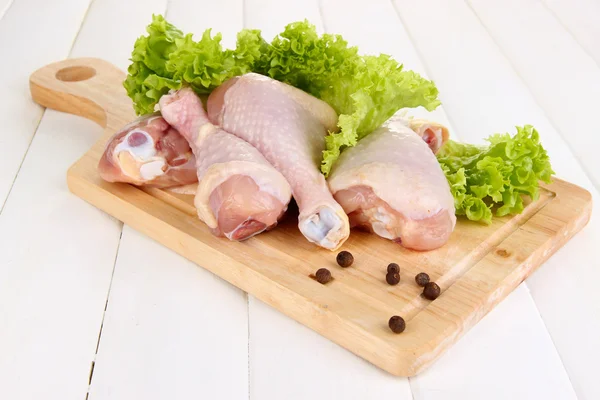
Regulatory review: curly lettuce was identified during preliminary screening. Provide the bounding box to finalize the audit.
[124,15,265,114]
[123,15,184,115]
[437,125,554,224]
[124,16,553,224]
[320,56,439,174]
[124,16,440,173]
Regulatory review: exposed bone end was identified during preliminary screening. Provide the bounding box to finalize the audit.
[298,205,350,251]
[139,159,166,180]
[407,119,449,154]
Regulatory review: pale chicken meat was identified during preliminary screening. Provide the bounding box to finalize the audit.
[407,119,449,154]
[98,113,197,187]
[207,73,350,250]
[327,122,456,251]
[386,113,450,154]
[159,88,292,241]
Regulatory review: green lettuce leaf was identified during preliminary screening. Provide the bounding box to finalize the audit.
[246,21,440,174]
[124,16,553,224]
[437,125,554,224]
[166,29,267,94]
[124,16,440,173]
[123,15,184,115]
[124,15,268,114]
[319,55,440,174]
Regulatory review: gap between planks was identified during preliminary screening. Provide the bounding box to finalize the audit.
[164,0,172,18]
[0,0,96,214]
[387,0,463,142]
[386,0,458,393]
[68,0,96,56]
[540,0,600,70]
[0,0,15,22]
[460,1,585,392]
[42,1,585,396]
[62,0,127,395]
[0,116,41,215]
[83,0,174,395]
[315,0,326,29]
[518,280,577,393]
[85,230,123,400]
[418,0,580,394]
[462,0,600,195]
[387,0,578,394]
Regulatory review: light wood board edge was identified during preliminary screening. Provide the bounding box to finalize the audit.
[29,57,135,132]
[30,57,594,376]
[66,151,592,376]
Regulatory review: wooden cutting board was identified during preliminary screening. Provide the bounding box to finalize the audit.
[30,58,593,377]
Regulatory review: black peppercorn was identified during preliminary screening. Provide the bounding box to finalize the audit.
[415,272,430,287]
[315,268,332,284]
[388,316,406,333]
[387,263,400,274]
[336,251,354,268]
[423,282,441,300]
[386,272,400,285]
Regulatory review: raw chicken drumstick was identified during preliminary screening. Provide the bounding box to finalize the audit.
[327,121,456,251]
[208,73,350,250]
[98,113,197,187]
[159,88,292,241]
[98,111,446,192]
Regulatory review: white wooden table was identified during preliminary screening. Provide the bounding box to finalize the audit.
[1,0,599,399]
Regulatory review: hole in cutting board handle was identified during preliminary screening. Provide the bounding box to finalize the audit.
[55,66,96,82]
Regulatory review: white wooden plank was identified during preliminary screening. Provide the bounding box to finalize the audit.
[0,0,14,20]
[525,221,600,400]
[392,1,599,398]
[0,110,121,400]
[71,3,166,71]
[245,1,412,398]
[543,0,600,67]
[166,0,242,48]
[0,0,92,210]
[325,1,578,398]
[67,1,250,399]
[87,228,249,400]
[244,0,323,39]
[319,0,454,137]
[249,297,413,400]
[393,0,594,190]
[468,0,600,190]
[0,1,126,399]
[411,285,577,400]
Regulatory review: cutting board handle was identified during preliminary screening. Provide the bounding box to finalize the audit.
[29,58,136,129]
